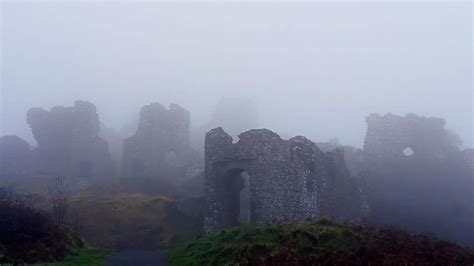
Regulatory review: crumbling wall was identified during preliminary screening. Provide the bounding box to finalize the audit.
[122,103,201,181]
[204,127,366,233]
[462,148,474,172]
[0,135,32,177]
[364,113,457,162]
[26,100,113,179]
[362,113,474,246]
[317,142,366,177]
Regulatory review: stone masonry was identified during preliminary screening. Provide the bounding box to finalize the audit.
[204,127,367,232]
[122,103,201,181]
[26,100,114,179]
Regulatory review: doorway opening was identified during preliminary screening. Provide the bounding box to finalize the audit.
[220,169,251,228]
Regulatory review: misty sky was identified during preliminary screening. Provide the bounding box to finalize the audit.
[1,1,472,148]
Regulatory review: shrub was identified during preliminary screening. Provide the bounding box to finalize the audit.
[0,187,83,263]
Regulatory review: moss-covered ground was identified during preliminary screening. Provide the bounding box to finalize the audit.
[169,219,474,265]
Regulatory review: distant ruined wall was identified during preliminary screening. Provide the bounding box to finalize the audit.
[364,113,457,161]
[122,103,201,180]
[317,142,366,177]
[191,97,258,152]
[462,148,474,172]
[26,100,113,179]
[0,135,32,177]
[204,127,366,233]
[362,113,474,246]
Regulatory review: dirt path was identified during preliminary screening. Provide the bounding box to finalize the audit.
[107,249,168,266]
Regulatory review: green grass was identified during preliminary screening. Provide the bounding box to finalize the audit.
[0,247,109,265]
[169,219,474,265]
[47,248,109,266]
[168,219,358,266]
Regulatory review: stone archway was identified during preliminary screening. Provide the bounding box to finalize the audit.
[218,168,252,228]
[204,127,364,233]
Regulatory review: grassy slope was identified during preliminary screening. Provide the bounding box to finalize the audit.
[0,249,108,266]
[48,248,109,266]
[69,194,202,249]
[169,220,357,265]
[169,219,474,266]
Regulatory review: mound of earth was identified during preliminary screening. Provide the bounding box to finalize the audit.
[169,219,474,265]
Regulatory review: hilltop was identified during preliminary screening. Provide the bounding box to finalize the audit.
[169,219,474,265]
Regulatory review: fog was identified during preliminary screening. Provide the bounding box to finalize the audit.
[1,1,472,148]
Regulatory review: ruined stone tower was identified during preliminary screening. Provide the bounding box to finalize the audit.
[364,113,458,162]
[0,135,32,178]
[122,103,201,180]
[204,127,367,233]
[362,113,473,246]
[26,100,114,179]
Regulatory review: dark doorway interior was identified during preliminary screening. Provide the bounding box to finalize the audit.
[219,168,251,228]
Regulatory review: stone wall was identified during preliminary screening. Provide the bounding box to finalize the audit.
[362,113,474,246]
[122,103,201,181]
[0,135,32,177]
[364,113,458,162]
[26,100,113,179]
[204,127,366,233]
[462,148,474,172]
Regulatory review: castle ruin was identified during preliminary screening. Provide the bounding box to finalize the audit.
[362,113,473,246]
[204,127,367,232]
[26,100,114,179]
[0,135,32,178]
[122,103,201,181]
[364,113,459,162]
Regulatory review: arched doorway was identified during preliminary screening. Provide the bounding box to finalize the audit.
[219,168,252,228]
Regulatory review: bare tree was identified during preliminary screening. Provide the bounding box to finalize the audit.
[48,177,69,224]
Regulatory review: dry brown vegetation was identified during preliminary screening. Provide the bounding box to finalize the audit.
[0,187,83,264]
[67,194,203,250]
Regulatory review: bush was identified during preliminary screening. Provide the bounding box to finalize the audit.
[0,187,83,263]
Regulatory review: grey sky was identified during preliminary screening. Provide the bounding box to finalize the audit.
[1,1,472,148]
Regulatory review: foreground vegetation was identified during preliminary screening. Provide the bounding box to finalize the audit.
[68,194,203,249]
[0,186,111,265]
[169,219,474,265]
[0,188,84,264]
[48,248,109,266]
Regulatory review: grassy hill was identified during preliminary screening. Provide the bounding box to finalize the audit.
[169,219,474,265]
[68,194,203,250]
